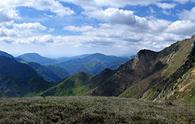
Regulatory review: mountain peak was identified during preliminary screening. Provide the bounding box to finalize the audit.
[89,35,195,102]
[192,34,195,39]
[21,53,41,57]
[89,53,105,57]
[137,49,158,57]
[93,53,104,55]
[0,50,14,59]
[18,53,56,65]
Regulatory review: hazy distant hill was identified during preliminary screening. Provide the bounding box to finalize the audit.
[28,62,69,82]
[46,65,70,80]
[56,53,129,75]
[0,51,52,97]
[56,54,90,63]
[18,53,57,65]
[0,50,14,59]
[18,53,129,75]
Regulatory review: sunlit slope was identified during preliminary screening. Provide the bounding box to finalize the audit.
[87,35,195,103]
[41,72,92,96]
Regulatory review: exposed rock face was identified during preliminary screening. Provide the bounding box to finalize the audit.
[90,48,165,96]
[89,35,195,103]
[152,40,195,102]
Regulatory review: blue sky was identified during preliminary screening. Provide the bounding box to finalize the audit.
[0,0,195,57]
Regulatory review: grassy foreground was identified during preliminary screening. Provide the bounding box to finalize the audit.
[0,97,195,124]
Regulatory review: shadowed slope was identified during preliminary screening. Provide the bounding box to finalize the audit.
[89,36,195,103]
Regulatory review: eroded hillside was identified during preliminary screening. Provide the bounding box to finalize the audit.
[89,35,195,103]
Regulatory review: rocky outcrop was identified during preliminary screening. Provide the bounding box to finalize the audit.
[89,35,195,103]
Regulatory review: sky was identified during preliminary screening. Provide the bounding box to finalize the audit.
[0,0,195,57]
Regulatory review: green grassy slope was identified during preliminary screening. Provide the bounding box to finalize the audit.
[85,35,195,104]
[120,38,193,99]
[119,36,195,103]
[140,37,195,102]
[0,97,195,124]
[41,72,92,96]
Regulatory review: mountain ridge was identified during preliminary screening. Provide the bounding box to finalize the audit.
[0,53,53,97]
[41,72,92,96]
[1,36,195,104]
[18,53,57,65]
[18,53,129,75]
[88,35,195,103]
[56,53,129,75]
[28,62,69,82]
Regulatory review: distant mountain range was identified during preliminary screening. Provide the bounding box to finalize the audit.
[42,35,195,103]
[0,51,127,97]
[18,53,129,75]
[18,53,57,65]
[28,62,69,82]
[56,53,129,75]
[0,51,53,97]
[1,35,195,104]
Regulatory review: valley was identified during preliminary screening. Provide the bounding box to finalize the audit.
[1,0,195,123]
[0,36,195,123]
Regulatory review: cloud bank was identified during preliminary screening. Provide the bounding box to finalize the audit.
[0,0,195,57]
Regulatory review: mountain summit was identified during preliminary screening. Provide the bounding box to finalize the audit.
[0,50,14,59]
[0,52,52,97]
[1,35,195,103]
[56,53,128,75]
[18,53,57,65]
[89,36,195,103]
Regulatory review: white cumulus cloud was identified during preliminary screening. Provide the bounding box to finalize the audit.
[0,0,74,17]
